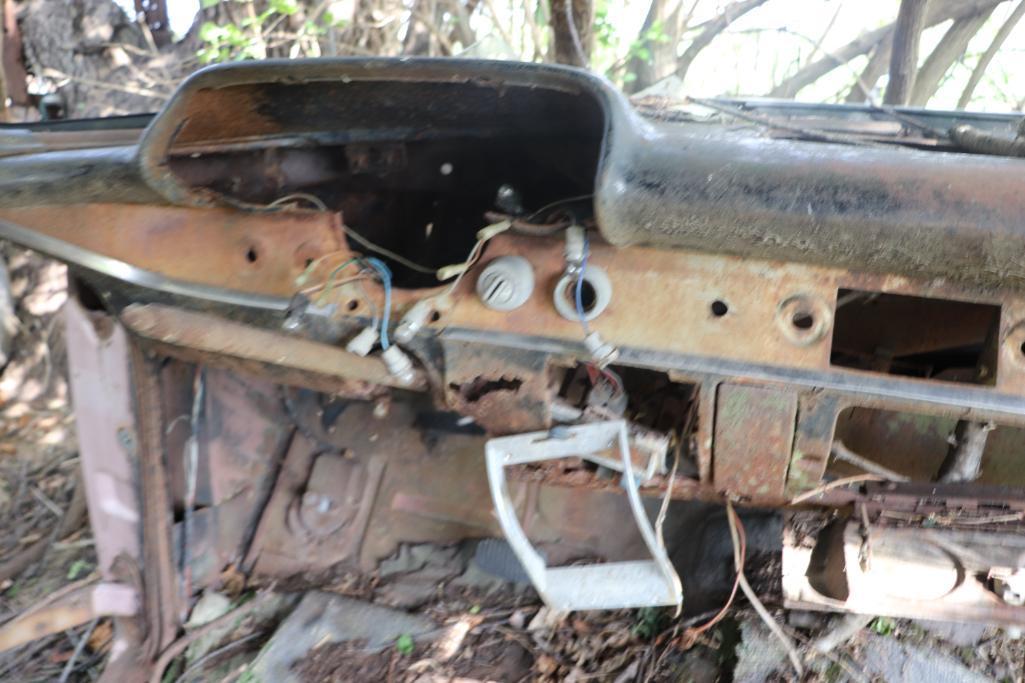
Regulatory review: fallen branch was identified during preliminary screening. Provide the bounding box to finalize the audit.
[147,589,276,683]
[0,474,87,584]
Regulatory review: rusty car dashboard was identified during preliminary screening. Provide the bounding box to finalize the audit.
[3,58,1025,664]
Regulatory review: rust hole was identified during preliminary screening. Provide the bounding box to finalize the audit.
[710,300,729,317]
[450,377,523,403]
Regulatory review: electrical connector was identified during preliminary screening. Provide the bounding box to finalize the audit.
[381,345,415,385]
[394,300,434,344]
[584,331,619,368]
[345,327,379,357]
[564,224,586,270]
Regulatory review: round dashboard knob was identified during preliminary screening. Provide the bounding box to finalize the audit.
[476,256,535,312]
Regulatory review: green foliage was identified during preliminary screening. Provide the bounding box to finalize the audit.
[870,617,897,636]
[196,0,342,64]
[66,559,92,580]
[236,671,259,683]
[396,633,415,655]
[632,606,668,640]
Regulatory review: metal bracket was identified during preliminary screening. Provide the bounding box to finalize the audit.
[485,419,682,611]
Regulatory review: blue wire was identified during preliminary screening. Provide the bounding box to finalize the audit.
[364,257,393,349]
[575,236,591,334]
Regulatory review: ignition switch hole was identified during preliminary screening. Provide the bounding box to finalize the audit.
[711,300,729,317]
[568,279,598,314]
[792,311,814,329]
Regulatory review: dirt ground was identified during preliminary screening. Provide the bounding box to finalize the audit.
[1,251,1024,682]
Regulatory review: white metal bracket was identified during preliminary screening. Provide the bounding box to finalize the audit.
[485,419,683,611]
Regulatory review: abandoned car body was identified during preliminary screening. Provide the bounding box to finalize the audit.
[2,57,1025,675]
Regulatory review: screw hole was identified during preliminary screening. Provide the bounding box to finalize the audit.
[710,300,729,317]
[792,311,814,330]
[346,300,359,311]
[246,247,258,263]
[430,311,441,323]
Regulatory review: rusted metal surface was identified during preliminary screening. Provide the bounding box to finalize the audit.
[0,583,138,654]
[63,298,142,577]
[121,303,427,391]
[0,204,343,297]
[442,340,552,434]
[129,344,180,658]
[713,384,798,504]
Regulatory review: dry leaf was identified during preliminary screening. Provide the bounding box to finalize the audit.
[536,654,558,676]
[87,619,113,654]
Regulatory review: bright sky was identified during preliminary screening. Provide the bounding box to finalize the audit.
[125,0,1025,112]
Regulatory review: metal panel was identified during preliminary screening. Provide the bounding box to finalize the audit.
[713,383,798,503]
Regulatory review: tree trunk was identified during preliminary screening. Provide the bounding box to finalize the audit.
[884,0,930,105]
[625,0,691,94]
[550,0,593,66]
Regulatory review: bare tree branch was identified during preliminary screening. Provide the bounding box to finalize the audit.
[958,0,1025,108]
[883,0,930,105]
[769,0,1011,99]
[844,36,892,102]
[673,0,769,83]
[910,8,994,105]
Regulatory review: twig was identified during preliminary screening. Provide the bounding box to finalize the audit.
[831,441,910,481]
[57,617,98,683]
[789,474,886,506]
[726,502,803,677]
[29,485,63,519]
[686,96,888,148]
[148,590,276,683]
[39,68,169,100]
[0,475,87,583]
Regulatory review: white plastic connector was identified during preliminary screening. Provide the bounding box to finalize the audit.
[394,300,434,344]
[345,327,379,357]
[381,345,415,385]
[564,225,586,267]
[584,331,619,368]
